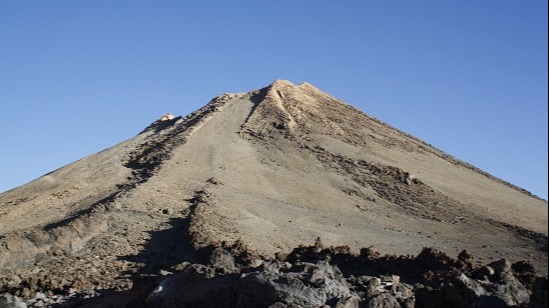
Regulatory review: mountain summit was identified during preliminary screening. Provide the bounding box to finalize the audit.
[0,80,547,306]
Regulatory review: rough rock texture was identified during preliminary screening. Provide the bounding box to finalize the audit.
[6,243,541,307]
[0,80,547,307]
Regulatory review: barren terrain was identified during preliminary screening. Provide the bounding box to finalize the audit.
[0,80,547,307]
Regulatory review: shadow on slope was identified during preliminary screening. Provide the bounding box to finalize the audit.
[119,217,194,273]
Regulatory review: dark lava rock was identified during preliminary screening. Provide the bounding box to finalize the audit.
[2,244,548,308]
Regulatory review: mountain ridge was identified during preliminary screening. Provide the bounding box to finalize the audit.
[266,80,543,201]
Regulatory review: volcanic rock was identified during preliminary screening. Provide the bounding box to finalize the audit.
[0,80,547,307]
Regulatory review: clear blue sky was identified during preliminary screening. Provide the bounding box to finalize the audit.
[1,1,547,200]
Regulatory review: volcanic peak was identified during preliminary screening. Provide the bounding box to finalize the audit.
[0,80,547,306]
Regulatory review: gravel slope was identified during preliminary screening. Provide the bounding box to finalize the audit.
[0,80,546,305]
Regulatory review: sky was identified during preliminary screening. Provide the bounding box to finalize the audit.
[0,1,547,200]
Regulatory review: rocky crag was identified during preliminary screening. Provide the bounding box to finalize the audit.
[0,80,547,307]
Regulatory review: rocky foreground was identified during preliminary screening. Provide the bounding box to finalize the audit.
[1,239,547,308]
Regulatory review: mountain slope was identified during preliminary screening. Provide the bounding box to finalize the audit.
[0,80,547,300]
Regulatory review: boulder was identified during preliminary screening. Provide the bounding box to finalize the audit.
[0,294,26,308]
[529,276,548,308]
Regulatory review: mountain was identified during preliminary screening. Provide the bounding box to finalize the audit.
[0,80,547,307]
